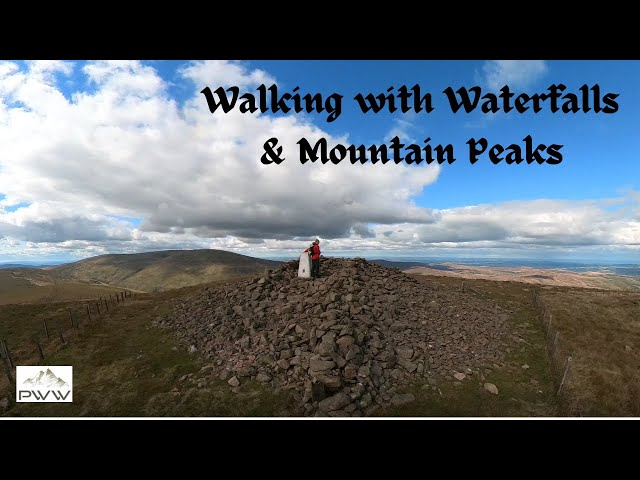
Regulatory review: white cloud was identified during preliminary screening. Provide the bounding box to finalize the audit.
[3,193,638,262]
[481,60,548,91]
[0,60,439,258]
[0,60,637,263]
[179,60,275,89]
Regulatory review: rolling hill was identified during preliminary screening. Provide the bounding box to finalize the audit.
[47,250,280,292]
[50,249,282,293]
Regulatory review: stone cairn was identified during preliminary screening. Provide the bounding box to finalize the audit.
[157,257,511,416]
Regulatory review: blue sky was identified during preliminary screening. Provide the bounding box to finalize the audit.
[152,59,639,206]
[251,60,637,206]
[0,60,638,264]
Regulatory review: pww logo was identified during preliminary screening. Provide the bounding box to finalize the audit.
[16,366,73,402]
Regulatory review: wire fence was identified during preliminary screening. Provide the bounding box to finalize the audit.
[531,287,572,412]
[1,290,136,388]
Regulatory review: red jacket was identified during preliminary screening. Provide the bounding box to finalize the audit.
[305,244,321,260]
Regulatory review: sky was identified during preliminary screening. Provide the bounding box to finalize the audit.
[0,60,638,264]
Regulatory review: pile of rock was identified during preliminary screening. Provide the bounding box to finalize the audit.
[157,257,512,416]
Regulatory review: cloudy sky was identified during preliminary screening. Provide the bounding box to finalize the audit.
[0,60,638,264]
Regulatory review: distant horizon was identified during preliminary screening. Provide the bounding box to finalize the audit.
[1,247,637,270]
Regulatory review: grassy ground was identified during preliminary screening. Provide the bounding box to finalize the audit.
[2,279,295,417]
[0,269,119,305]
[5,273,635,417]
[537,287,640,416]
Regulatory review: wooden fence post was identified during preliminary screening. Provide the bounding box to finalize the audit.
[68,308,76,328]
[1,339,14,369]
[32,334,45,361]
[553,331,560,354]
[43,319,50,339]
[104,297,109,312]
[557,355,572,395]
[1,355,12,382]
[86,304,92,322]
[0,340,15,369]
[57,321,67,345]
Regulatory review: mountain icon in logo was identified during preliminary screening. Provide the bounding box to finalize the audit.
[22,368,69,388]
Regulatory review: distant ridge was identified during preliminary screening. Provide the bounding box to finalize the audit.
[52,249,282,292]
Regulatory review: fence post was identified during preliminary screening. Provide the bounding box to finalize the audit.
[43,319,50,339]
[32,334,45,361]
[86,304,92,322]
[553,331,560,354]
[96,302,101,317]
[57,321,67,345]
[68,308,76,328]
[1,339,14,369]
[104,297,109,312]
[557,355,572,395]
[1,354,12,382]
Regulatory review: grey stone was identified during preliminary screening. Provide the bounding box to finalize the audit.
[390,322,408,331]
[318,392,351,412]
[484,383,499,395]
[256,373,272,383]
[336,335,355,353]
[277,359,290,370]
[395,346,414,360]
[317,340,335,356]
[345,344,361,361]
[344,402,357,413]
[397,357,418,373]
[310,358,335,371]
[343,364,358,380]
[290,355,301,365]
[391,393,416,406]
[315,374,342,390]
[228,376,240,387]
[331,352,347,368]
